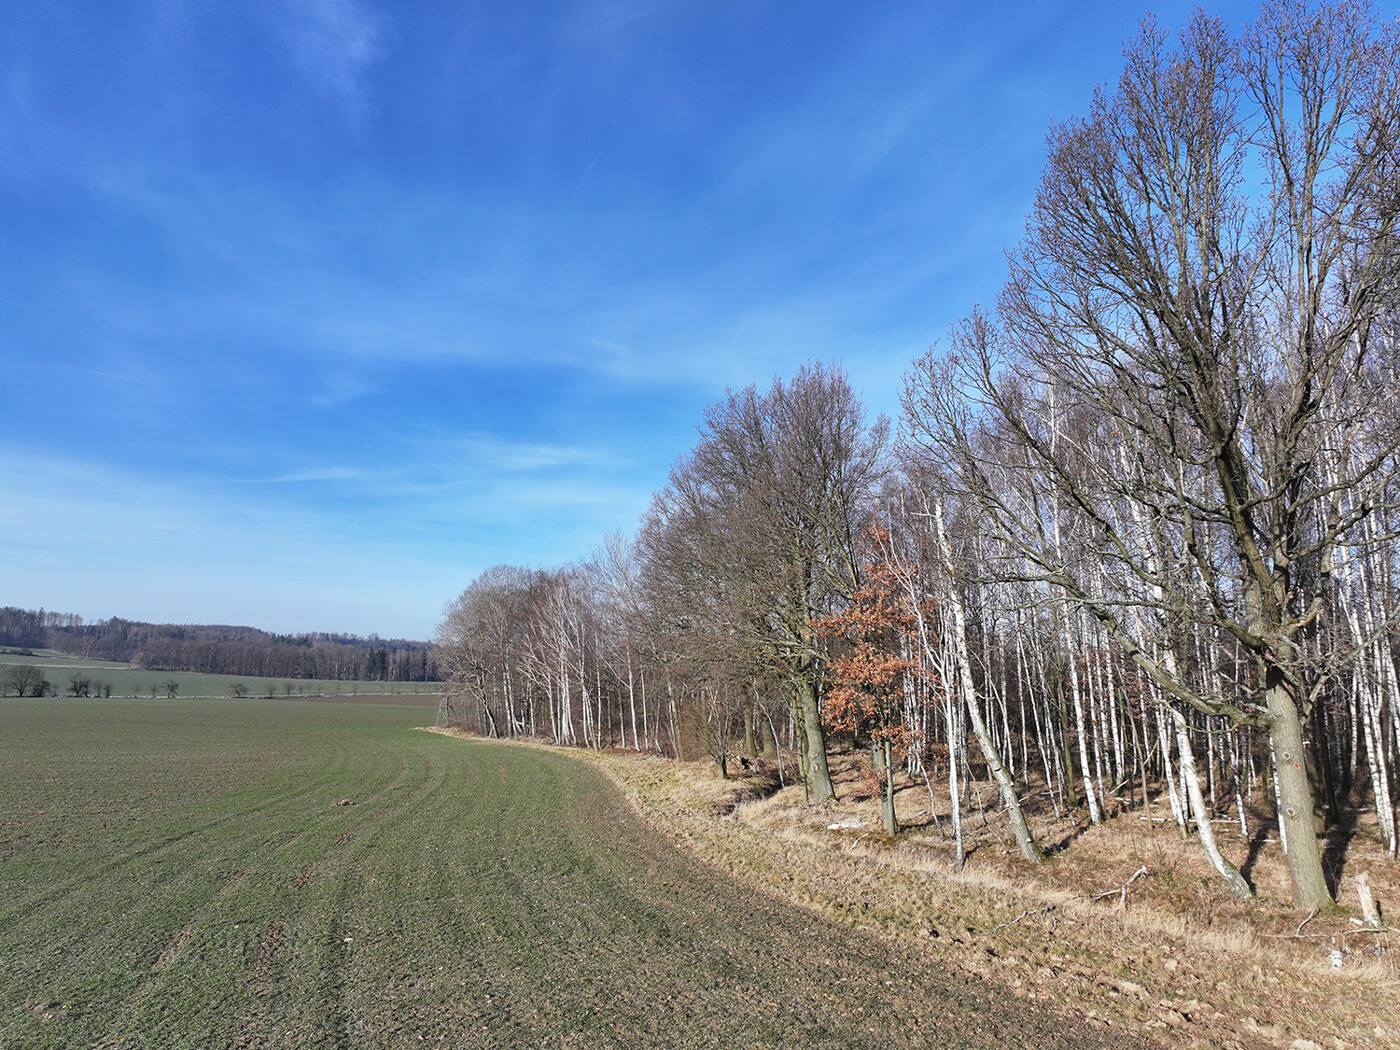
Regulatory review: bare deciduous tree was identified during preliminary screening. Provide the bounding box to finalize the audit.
[5,663,47,698]
[640,364,888,801]
[905,2,1399,910]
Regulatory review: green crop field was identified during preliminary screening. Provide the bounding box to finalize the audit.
[0,699,1115,1049]
[0,649,440,699]
[0,698,448,1047]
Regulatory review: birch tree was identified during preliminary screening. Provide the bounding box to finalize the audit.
[904,2,1400,911]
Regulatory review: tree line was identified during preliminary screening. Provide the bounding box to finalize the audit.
[0,666,188,699]
[0,608,440,682]
[436,1,1399,913]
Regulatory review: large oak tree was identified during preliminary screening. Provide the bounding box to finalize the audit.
[905,1,1400,910]
[640,364,888,801]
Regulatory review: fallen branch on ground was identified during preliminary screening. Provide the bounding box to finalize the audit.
[989,904,1057,933]
[1296,908,1318,938]
[1090,866,1148,910]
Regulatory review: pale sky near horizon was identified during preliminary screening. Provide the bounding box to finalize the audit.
[3,0,1272,640]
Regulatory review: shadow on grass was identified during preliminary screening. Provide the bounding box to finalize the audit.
[1239,819,1276,894]
[715,757,787,815]
[1042,819,1091,858]
[1323,804,1361,898]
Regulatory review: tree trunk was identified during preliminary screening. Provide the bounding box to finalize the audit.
[1265,670,1334,911]
[880,738,898,836]
[794,671,834,802]
[1067,638,1102,825]
[945,689,965,870]
[934,503,1043,863]
[1169,704,1252,899]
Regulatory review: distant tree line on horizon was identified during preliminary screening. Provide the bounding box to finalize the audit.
[0,607,440,683]
[436,2,1400,915]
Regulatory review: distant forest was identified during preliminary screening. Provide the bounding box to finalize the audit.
[0,607,439,683]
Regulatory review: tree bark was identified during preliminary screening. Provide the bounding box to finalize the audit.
[1169,704,1252,899]
[796,671,835,802]
[1264,669,1333,911]
[880,738,898,836]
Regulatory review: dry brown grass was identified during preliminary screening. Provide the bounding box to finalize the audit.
[564,743,1400,1050]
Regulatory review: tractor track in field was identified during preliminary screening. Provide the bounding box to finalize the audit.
[395,737,1145,1050]
[3,703,1145,1048]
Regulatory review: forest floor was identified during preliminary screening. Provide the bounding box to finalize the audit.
[564,744,1400,1050]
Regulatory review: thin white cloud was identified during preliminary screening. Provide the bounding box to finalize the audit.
[44,361,158,386]
[307,370,376,408]
[271,0,385,128]
[0,450,434,636]
[253,467,369,484]
[0,445,654,637]
[453,433,600,473]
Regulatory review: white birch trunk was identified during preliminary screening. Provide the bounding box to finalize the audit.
[1067,629,1103,824]
[933,503,1043,862]
[1169,703,1253,898]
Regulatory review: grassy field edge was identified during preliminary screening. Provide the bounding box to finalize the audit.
[429,731,1400,1050]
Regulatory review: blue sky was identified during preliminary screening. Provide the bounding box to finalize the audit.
[2,0,1266,640]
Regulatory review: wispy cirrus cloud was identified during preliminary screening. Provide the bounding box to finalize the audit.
[251,467,370,485]
[0,448,640,638]
[6,0,1271,640]
[450,432,602,473]
[270,0,385,128]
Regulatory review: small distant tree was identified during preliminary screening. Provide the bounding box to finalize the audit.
[283,682,295,697]
[68,672,91,697]
[162,680,179,698]
[230,682,248,698]
[701,685,741,778]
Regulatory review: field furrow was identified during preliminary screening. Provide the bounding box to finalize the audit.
[1,700,1135,1048]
